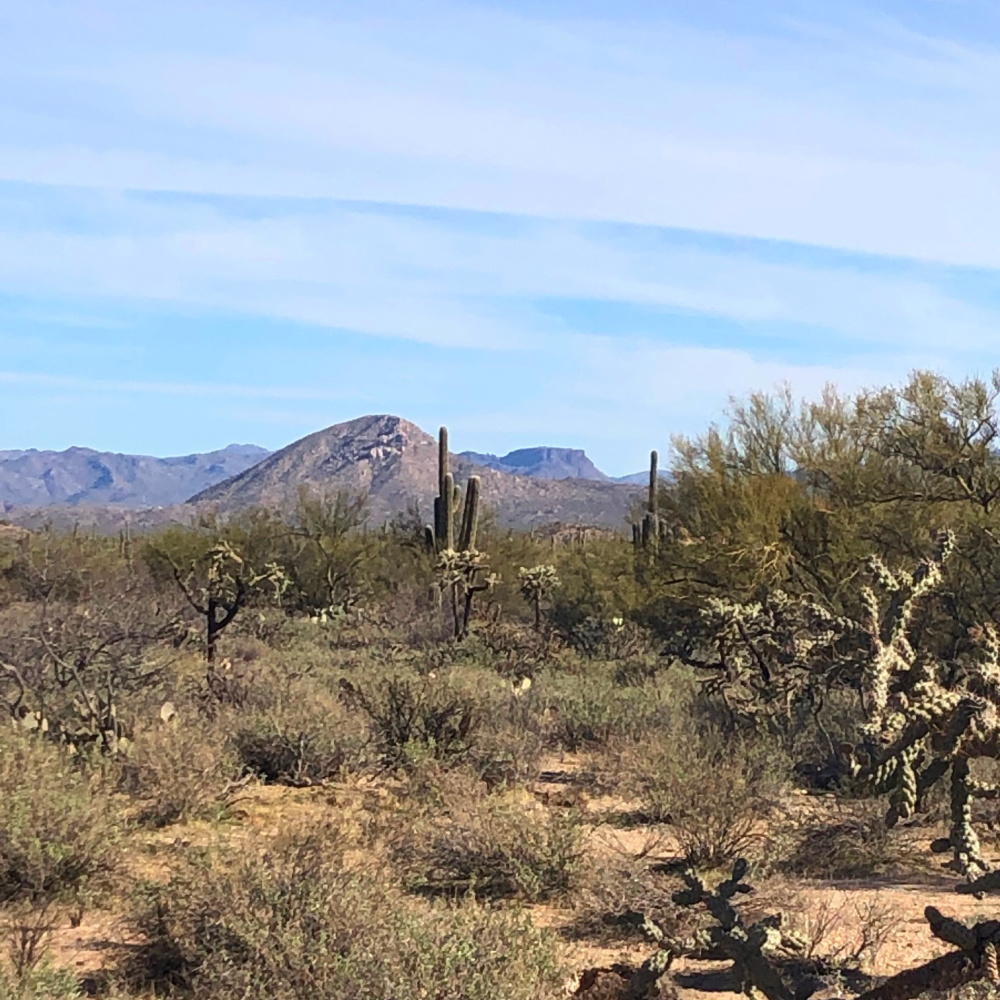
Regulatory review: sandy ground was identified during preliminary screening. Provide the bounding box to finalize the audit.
[39,766,1000,998]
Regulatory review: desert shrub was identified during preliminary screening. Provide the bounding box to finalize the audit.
[463,620,561,681]
[780,892,894,971]
[120,719,243,828]
[394,797,584,901]
[780,803,919,880]
[0,962,81,1000]
[542,671,678,750]
[557,615,657,661]
[468,724,544,790]
[619,729,787,868]
[126,828,564,1000]
[562,859,695,943]
[0,729,121,905]
[338,675,481,770]
[231,696,366,786]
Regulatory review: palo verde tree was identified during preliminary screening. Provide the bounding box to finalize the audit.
[636,371,1000,661]
[283,486,371,617]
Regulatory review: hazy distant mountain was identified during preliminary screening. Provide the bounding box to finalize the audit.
[0,444,270,507]
[2,418,651,532]
[458,446,610,482]
[611,470,672,485]
[192,415,640,530]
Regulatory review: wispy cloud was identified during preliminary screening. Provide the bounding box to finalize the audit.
[0,192,995,354]
[5,1,1000,264]
[2,0,1000,466]
[0,370,341,401]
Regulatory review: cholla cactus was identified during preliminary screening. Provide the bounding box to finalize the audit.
[858,529,955,733]
[628,858,1000,1000]
[518,564,561,628]
[170,541,287,665]
[693,590,858,736]
[435,548,498,639]
[841,531,1000,877]
[693,528,1000,880]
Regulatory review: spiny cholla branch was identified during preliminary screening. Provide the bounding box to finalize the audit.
[626,860,1000,1000]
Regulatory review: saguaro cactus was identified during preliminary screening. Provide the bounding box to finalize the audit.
[423,426,493,637]
[426,426,481,556]
[633,449,665,556]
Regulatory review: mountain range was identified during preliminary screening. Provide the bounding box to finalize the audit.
[0,444,270,508]
[458,447,610,482]
[1,417,655,531]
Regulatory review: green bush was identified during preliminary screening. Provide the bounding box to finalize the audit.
[542,670,679,750]
[339,675,481,770]
[0,729,121,905]
[0,962,82,1000]
[126,828,565,1000]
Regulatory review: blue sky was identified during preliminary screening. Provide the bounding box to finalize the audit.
[3,0,1000,474]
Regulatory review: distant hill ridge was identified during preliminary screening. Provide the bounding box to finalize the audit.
[458,446,610,482]
[0,443,270,507]
[190,415,642,530]
[2,417,654,529]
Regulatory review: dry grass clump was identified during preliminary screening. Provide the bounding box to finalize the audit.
[561,857,695,943]
[467,723,544,790]
[542,670,679,750]
[121,719,244,828]
[780,891,895,971]
[339,674,482,770]
[393,792,585,902]
[616,729,788,869]
[779,802,921,880]
[230,693,367,786]
[124,825,565,1000]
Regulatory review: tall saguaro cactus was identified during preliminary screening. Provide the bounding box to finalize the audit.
[427,426,481,556]
[425,426,494,636]
[432,427,454,551]
[633,449,664,556]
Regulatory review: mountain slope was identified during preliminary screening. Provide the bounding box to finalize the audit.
[0,444,270,507]
[457,446,609,481]
[192,415,640,530]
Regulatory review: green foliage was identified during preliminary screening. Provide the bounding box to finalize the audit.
[0,962,82,1000]
[0,729,121,905]
[542,668,680,749]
